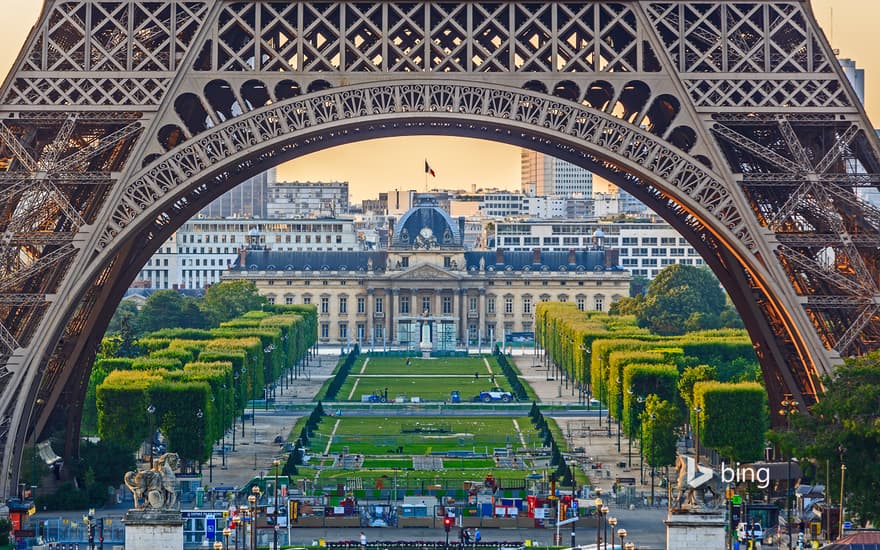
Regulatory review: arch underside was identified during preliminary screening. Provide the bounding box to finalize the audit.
[0,0,879,498]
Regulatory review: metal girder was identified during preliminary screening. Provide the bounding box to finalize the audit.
[805,296,877,308]
[776,116,812,169]
[55,122,142,171]
[814,125,860,175]
[741,173,880,186]
[0,322,19,353]
[0,294,49,307]
[38,115,78,170]
[0,121,36,172]
[0,244,77,293]
[712,124,804,174]
[777,245,869,297]
[836,305,880,354]
[776,233,880,247]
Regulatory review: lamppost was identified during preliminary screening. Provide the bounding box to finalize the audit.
[779,394,798,550]
[251,359,257,426]
[625,542,635,550]
[251,485,261,550]
[231,514,240,550]
[616,377,623,452]
[147,404,156,469]
[273,459,280,550]
[240,367,248,435]
[221,384,228,469]
[601,504,609,550]
[196,408,205,478]
[839,445,847,540]
[233,372,240,450]
[594,497,603,549]
[223,527,231,550]
[609,517,618,550]
[214,541,223,550]
[650,412,657,507]
[618,528,627,550]
[693,406,702,462]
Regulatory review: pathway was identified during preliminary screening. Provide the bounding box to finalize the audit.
[323,418,341,455]
[359,357,370,374]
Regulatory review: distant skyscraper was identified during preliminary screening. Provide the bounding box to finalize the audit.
[199,168,276,218]
[267,181,349,218]
[520,149,592,196]
[839,58,865,105]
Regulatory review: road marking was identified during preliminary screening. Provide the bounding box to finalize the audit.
[483,357,493,374]
[324,418,341,455]
[512,418,527,447]
[359,357,370,374]
[347,378,361,400]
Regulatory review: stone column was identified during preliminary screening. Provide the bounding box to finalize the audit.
[458,288,467,343]
[387,289,394,345]
[124,510,184,550]
[391,288,399,344]
[367,289,375,347]
[479,289,487,350]
[665,511,726,549]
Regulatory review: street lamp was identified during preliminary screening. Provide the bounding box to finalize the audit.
[251,485,261,550]
[147,404,156,469]
[616,377,623,452]
[779,394,798,550]
[196,408,205,479]
[214,541,223,550]
[650,412,657,507]
[273,459,281,550]
[601,505,609,550]
[839,445,847,540]
[233,372,240,450]
[609,517,618,550]
[231,514,240,550]
[223,526,231,550]
[618,528,628,550]
[221,384,228,469]
[240,367,248,435]
[693,406,702,462]
[594,497,603,549]
[625,543,635,550]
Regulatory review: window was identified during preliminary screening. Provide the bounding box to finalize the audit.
[375,297,384,314]
[443,256,452,268]
[357,323,365,340]
[339,296,347,314]
[303,296,312,305]
[267,296,276,304]
[339,323,348,340]
[504,297,514,314]
[422,296,431,314]
[321,297,329,314]
[469,297,478,313]
[357,297,366,314]
[285,296,294,305]
[400,256,409,268]
[622,237,638,246]
[594,296,604,311]
[487,297,496,314]
[522,297,532,314]
[576,297,585,311]
[442,296,453,314]
[400,296,410,314]
[320,323,329,339]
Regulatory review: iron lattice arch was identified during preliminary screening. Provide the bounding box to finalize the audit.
[0,0,879,497]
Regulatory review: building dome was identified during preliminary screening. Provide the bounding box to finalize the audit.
[392,195,462,249]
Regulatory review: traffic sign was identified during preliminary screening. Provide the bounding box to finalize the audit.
[732,495,742,505]
[843,521,852,529]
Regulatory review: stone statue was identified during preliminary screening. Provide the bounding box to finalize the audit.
[124,452,180,510]
[672,455,722,510]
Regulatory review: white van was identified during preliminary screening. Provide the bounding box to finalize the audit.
[737,522,764,542]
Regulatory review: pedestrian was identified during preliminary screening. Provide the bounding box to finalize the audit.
[360,531,367,550]
[474,527,481,543]
[474,372,479,381]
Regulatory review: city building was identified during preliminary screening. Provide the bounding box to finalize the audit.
[136,218,359,289]
[493,219,703,279]
[839,58,865,105]
[520,149,593,196]
[266,181,350,218]
[198,168,275,218]
[224,195,629,347]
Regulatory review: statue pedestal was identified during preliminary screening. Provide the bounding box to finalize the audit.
[124,509,184,550]
[665,509,726,549]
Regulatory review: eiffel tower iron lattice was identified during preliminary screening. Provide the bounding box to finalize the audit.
[0,0,879,497]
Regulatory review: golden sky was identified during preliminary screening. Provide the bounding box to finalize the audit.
[0,1,876,201]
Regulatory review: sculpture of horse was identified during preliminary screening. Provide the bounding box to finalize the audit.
[124,452,180,510]
[673,454,723,510]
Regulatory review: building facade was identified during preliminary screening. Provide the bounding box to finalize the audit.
[137,218,359,289]
[493,220,703,279]
[198,168,276,218]
[266,181,350,218]
[225,196,630,347]
[520,149,593,196]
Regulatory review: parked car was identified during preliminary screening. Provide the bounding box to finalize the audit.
[475,387,513,403]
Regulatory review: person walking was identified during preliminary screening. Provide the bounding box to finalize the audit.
[360,531,367,550]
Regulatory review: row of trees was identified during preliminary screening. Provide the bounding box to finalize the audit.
[93,290,316,472]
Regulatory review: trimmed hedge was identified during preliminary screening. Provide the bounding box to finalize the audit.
[694,381,768,462]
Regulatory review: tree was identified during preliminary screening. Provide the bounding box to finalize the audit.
[139,290,208,332]
[106,300,140,334]
[636,265,727,336]
[678,365,717,414]
[200,281,266,326]
[775,354,880,525]
[641,395,681,469]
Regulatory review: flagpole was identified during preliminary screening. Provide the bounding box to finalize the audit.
[424,158,428,192]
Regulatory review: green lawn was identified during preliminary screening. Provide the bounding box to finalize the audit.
[308,416,544,455]
[361,356,496,376]
[337,375,513,402]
